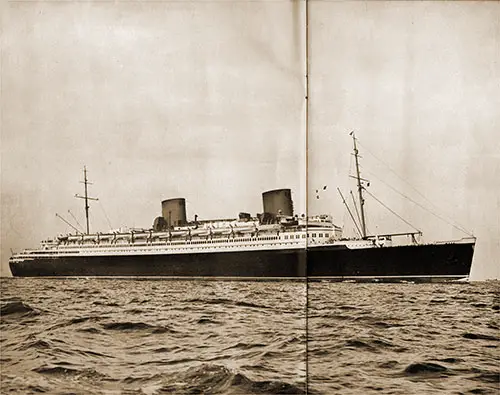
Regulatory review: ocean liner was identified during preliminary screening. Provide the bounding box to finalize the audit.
[9,134,475,281]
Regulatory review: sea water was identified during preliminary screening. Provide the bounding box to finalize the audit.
[1,278,498,394]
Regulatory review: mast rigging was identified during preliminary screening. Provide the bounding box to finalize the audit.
[337,188,362,238]
[351,132,367,238]
[55,213,81,234]
[75,166,98,234]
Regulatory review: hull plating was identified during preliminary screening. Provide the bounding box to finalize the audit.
[308,242,474,282]
[10,248,307,278]
[10,242,474,282]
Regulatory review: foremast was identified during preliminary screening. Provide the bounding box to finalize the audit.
[350,132,367,238]
[347,133,426,244]
[75,166,98,234]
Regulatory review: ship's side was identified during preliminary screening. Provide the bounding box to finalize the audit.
[9,241,307,278]
[307,238,475,282]
[9,223,475,281]
[9,228,310,278]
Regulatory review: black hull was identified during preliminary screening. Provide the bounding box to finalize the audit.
[308,242,474,282]
[10,242,474,282]
[10,249,307,278]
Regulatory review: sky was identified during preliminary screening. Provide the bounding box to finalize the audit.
[1,0,498,280]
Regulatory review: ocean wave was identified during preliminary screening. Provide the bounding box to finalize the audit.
[430,298,448,304]
[378,360,399,369]
[101,321,176,334]
[33,365,82,376]
[338,305,357,310]
[277,335,304,349]
[74,349,111,358]
[122,373,165,384]
[70,316,94,324]
[465,388,498,394]
[372,320,404,328]
[75,288,101,295]
[93,301,120,307]
[16,338,52,351]
[152,346,179,353]
[462,333,499,341]
[0,380,51,395]
[469,368,500,384]
[186,297,269,309]
[234,300,269,309]
[138,357,198,367]
[309,347,330,356]
[344,339,374,350]
[48,315,105,331]
[129,297,151,304]
[437,357,464,363]
[125,308,146,314]
[76,326,103,334]
[224,342,267,351]
[0,301,39,317]
[344,338,400,351]
[33,365,110,381]
[158,364,306,394]
[403,362,450,376]
[471,371,500,384]
[197,316,222,325]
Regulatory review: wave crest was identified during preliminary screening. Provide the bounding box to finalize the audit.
[403,362,450,376]
[187,298,269,309]
[1,301,38,317]
[101,321,175,334]
[158,364,305,394]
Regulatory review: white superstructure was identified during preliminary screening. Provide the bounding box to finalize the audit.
[11,215,345,261]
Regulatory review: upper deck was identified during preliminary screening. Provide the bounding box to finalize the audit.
[11,215,343,260]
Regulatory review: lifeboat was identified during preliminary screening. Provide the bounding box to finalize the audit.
[257,224,281,232]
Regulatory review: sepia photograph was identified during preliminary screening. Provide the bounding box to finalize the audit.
[1,0,499,394]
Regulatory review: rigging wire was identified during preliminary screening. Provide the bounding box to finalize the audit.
[350,190,362,227]
[364,189,421,233]
[341,150,355,235]
[357,140,473,237]
[347,152,370,236]
[363,168,473,237]
[98,200,114,231]
[88,210,96,234]
[68,210,83,232]
[56,213,81,234]
[337,188,362,238]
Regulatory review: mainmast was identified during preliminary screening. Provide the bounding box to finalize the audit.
[351,132,367,238]
[75,166,98,234]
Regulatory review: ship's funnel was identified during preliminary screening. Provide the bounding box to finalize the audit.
[262,189,293,216]
[161,198,187,227]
